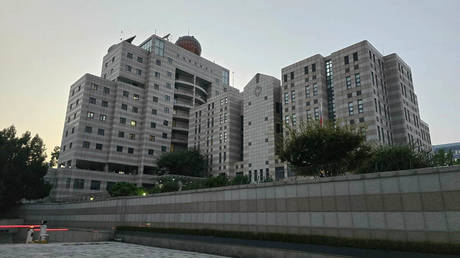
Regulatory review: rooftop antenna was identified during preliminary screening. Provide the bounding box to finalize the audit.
[120,30,123,41]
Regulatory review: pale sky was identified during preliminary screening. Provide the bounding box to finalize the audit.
[1,0,459,158]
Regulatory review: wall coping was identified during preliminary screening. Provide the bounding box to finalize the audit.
[26,165,460,206]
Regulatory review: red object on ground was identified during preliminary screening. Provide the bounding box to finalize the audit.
[0,225,40,228]
[33,228,69,231]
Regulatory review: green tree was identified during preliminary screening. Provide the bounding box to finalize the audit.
[230,174,250,185]
[49,146,60,167]
[0,125,51,211]
[107,182,138,197]
[156,149,207,177]
[357,145,432,173]
[277,121,371,176]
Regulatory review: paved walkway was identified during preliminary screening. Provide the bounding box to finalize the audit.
[0,242,227,258]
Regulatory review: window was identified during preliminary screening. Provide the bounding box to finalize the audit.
[118,131,124,138]
[355,73,361,86]
[314,108,319,120]
[348,102,354,116]
[91,83,98,90]
[116,146,123,152]
[123,91,129,97]
[283,74,287,82]
[137,57,143,63]
[150,122,156,128]
[82,141,90,148]
[126,65,132,72]
[120,117,126,124]
[148,149,154,156]
[167,71,172,78]
[356,90,362,96]
[305,86,310,97]
[155,72,160,78]
[346,76,351,89]
[149,135,155,142]
[99,114,107,121]
[154,39,164,56]
[85,126,92,133]
[290,71,294,80]
[163,120,169,126]
[132,106,138,113]
[358,99,363,113]
[101,100,108,107]
[292,114,297,126]
[162,133,167,139]
[344,55,349,65]
[136,69,142,75]
[97,128,104,136]
[128,148,134,154]
[164,95,170,102]
[73,179,84,189]
[90,180,101,190]
[285,115,290,124]
[313,84,318,96]
[133,94,140,100]
[95,143,103,150]
[130,120,136,127]
[103,87,110,94]
[307,110,312,121]
[127,52,133,59]
[291,90,296,102]
[154,84,160,90]
[353,52,358,61]
[87,112,94,119]
[304,66,309,74]
[161,146,167,152]
[284,92,289,104]
[121,104,128,110]
[312,63,316,72]
[89,97,96,104]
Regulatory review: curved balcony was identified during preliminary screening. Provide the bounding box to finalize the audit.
[195,94,206,104]
[194,84,208,96]
[173,110,190,120]
[175,79,195,88]
[171,135,188,144]
[173,99,193,109]
[172,124,189,132]
[174,88,194,98]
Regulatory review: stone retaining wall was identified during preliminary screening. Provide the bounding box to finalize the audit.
[16,166,460,244]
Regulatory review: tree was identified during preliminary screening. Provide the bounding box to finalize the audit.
[277,121,371,176]
[357,145,432,173]
[156,149,207,177]
[107,182,138,197]
[49,146,60,167]
[0,125,51,211]
[433,149,455,166]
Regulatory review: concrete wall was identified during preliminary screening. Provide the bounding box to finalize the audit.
[17,166,460,244]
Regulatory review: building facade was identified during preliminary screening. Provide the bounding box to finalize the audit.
[281,41,431,151]
[54,34,230,199]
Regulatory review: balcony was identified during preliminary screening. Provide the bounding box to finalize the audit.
[174,99,193,108]
[171,135,188,143]
[174,88,194,98]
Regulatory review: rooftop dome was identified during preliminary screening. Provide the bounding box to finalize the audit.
[175,36,202,56]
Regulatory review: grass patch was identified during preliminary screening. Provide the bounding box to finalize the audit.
[116,226,460,255]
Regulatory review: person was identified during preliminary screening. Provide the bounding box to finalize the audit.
[25,227,34,244]
[39,220,48,243]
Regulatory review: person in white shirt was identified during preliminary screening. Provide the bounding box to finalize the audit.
[39,220,48,243]
[25,227,34,244]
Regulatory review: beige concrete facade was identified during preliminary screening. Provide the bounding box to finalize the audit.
[281,41,431,151]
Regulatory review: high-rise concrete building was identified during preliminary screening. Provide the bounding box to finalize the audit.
[239,74,284,182]
[54,34,230,199]
[188,86,243,176]
[281,40,431,151]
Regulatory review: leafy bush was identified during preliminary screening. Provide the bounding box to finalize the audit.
[356,145,432,173]
[108,182,138,197]
[277,121,371,176]
[230,174,251,185]
[156,150,207,177]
